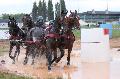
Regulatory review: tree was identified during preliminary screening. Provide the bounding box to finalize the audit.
[60,0,67,11]
[42,0,47,21]
[32,2,38,21]
[2,13,25,22]
[55,2,60,17]
[38,0,42,16]
[48,0,54,20]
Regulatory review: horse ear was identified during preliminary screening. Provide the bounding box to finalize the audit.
[70,10,72,14]
[28,14,30,16]
[75,10,77,14]
[9,16,11,20]
[12,17,15,20]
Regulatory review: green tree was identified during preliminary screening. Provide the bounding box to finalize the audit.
[48,0,54,20]
[2,13,25,22]
[38,0,42,16]
[60,0,66,11]
[42,0,47,21]
[55,2,60,17]
[32,2,38,21]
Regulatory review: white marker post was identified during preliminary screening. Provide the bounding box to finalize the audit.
[81,28,111,62]
[81,28,110,79]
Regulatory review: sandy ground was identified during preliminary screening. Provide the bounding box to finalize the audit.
[0,39,120,79]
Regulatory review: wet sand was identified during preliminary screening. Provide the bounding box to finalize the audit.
[0,40,120,79]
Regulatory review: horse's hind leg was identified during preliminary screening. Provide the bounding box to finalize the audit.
[56,47,65,63]
[16,45,20,61]
[31,47,37,65]
[23,46,29,65]
[47,49,52,70]
[51,49,57,64]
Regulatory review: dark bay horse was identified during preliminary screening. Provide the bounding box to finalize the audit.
[45,10,80,70]
[45,16,65,70]
[8,16,25,64]
[56,10,80,65]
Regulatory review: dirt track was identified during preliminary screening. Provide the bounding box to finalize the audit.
[0,39,120,79]
[0,40,80,79]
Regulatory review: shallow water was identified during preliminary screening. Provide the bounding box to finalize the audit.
[1,47,120,79]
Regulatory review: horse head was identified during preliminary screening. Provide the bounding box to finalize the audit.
[68,10,80,30]
[22,14,34,34]
[8,16,17,28]
[22,14,33,28]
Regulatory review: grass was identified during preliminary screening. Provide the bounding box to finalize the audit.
[80,24,120,38]
[112,29,120,38]
[0,41,9,56]
[0,71,32,79]
[73,29,80,40]
[112,24,120,38]
[47,76,63,79]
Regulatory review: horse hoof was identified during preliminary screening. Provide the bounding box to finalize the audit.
[48,66,51,71]
[55,59,59,63]
[12,61,15,64]
[31,62,34,65]
[117,49,120,51]
[1,60,5,64]
[23,62,27,65]
[67,62,70,65]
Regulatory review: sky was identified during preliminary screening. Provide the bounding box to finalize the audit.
[0,0,120,15]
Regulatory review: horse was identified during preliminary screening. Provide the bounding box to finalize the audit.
[8,16,25,64]
[45,16,65,70]
[45,10,80,70]
[23,18,46,65]
[55,10,80,65]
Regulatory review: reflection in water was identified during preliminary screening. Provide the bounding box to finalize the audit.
[81,62,109,79]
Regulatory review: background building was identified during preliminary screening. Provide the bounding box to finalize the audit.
[78,9,120,23]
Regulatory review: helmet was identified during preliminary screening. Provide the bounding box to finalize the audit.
[37,16,44,22]
[36,16,44,26]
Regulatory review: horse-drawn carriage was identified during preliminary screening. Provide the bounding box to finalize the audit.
[8,10,80,70]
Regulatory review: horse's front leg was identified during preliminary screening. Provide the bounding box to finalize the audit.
[67,49,72,65]
[16,45,20,61]
[9,43,14,59]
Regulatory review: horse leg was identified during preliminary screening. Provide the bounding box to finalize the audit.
[16,45,20,61]
[12,50,17,64]
[67,49,72,65]
[23,46,29,65]
[12,44,20,64]
[47,49,52,70]
[51,49,57,64]
[31,47,37,65]
[9,44,14,59]
[56,47,65,63]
